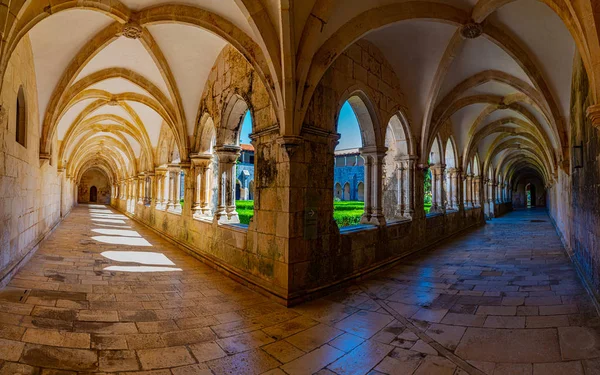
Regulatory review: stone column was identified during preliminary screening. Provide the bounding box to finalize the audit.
[451,168,460,210]
[147,173,156,207]
[397,160,406,217]
[137,175,145,205]
[191,154,212,217]
[180,163,192,217]
[360,147,386,226]
[167,165,181,211]
[465,174,473,208]
[401,157,417,219]
[154,168,167,209]
[430,164,446,214]
[214,146,241,224]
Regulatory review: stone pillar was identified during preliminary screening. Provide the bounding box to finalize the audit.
[167,165,181,211]
[137,175,145,205]
[473,176,481,207]
[154,168,167,209]
[180,163,192,217]
[191,154,212,217]
[214,146,241,224]
[148,173,156,207]
[397,161,406,217]
[360,147,386,226]
[451,168,460,210]
[465,174,473,208]
[402,157,417,219]
[430,164,446,214]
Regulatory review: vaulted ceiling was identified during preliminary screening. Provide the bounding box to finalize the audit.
[4,0,585,187]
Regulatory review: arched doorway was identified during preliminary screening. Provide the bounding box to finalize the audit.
[343,182,351,201]
[357,182,364,201]
[90,186,97,203]
[526,183,536,208]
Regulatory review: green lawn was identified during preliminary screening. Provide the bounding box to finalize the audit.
[236,200,433,227]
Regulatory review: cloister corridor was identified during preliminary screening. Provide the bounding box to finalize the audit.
[0,204,596,374]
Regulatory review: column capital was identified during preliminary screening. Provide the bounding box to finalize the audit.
[359,146,387,158]
[214,145,241,163]
[587,104,600,130]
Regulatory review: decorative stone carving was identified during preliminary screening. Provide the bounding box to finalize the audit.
[586,104,600,130]
[276,135,304,158]
[460,23,483,39]
[108,98,119,106]
[0,105,6,125]
[122,22,143,39]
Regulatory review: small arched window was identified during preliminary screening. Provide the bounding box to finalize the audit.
[15,86,26,147]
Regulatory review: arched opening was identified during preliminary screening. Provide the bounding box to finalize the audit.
[234,109,254,224]
[526,183,536,208]
[383,114,412,220]
[334,100,366,227]
[357,182,364,201]
[444,138,458,210]
[427,136,443,214]
[15,85,26,148]
[343,182,351,201]
[90,186,97,203]
[334,183,343,200]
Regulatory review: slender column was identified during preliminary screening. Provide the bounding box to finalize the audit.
[402,157,416,219]
[397,161,406,217]
[191,154,212,217]
[451,168,460,209]
[430,164,446,214]
[360,147,386,226]
[137,175,145,205]
[154,168,166,209]
[167,165,181,211]
[465,174,473,208]
[214,146,241,224]
[180,163,191,216]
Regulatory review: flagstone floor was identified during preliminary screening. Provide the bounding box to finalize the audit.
[0,205,598,374]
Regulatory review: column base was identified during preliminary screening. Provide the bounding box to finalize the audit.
[217,211,240,224]
[360,213,386,226]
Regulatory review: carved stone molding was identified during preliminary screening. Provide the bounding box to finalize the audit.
[107,98,119,106]
[460,23,483,39]
[586,104,600,130]
[276,135,304,158]
[0,105,6,125]
[122,22,143,39]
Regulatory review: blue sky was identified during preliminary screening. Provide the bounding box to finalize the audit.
[239,110,252,144]
[239,103,362,149]
[337,101,362,149]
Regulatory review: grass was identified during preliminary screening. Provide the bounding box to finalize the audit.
[235,200,433,226]
[236,200,254,225]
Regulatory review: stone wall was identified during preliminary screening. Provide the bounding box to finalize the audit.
[78,169,111,204]
[0,36,73,286]
[550,52,600,301]
[512,178,546,208]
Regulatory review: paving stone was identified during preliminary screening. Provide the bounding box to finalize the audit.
[207,349,280,375]
[328,340,393,374]
[558,326,600,360]
[262,340,305,363]
[281,345,344,375]
[0,338,25,361]
[20,344,97,371]
[137,346,195,370]
[99,350,140,372]
[455,328,561,363]
[215,330,275,354]
[333,310,394,339]
[188,341,227,362]
[285,323,343,352]
[532,361,584,375]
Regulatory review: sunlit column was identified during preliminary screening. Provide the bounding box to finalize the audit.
[191,154,212,217]
[180,163,191,216]
[215,146,241,224]
[451,168,460,210]
[137,175,145,205]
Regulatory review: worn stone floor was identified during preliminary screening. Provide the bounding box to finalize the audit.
[0,206,599,375]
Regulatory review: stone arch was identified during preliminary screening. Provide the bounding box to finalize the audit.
[336,87,380,149]
[343,182,351,201]
[334,183,343,200]
[357,182,365,202]
[220,94,251,146]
